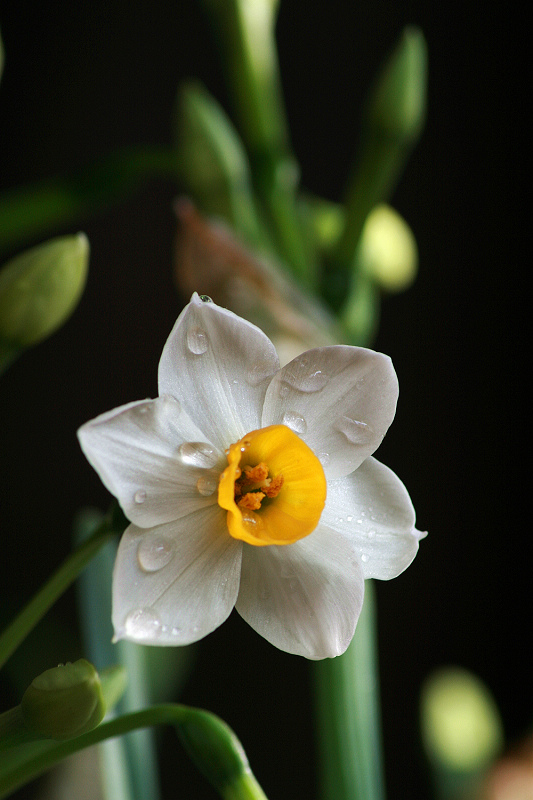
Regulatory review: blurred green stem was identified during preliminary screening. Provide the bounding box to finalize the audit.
[0,508,123,670]
[313,581,385,800]
[0,146,180,256]
[202,0,315,286]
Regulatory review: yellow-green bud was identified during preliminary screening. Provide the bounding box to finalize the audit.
[358,204,418,292]
[365,26,427,143]
[21,659,105,740]
[0,233,89,349]
[421,667,504,773]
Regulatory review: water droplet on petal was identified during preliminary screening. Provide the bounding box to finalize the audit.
[171,626,181,636]
[318,452,330,466]
[246,362,276,387]
[279,385,290,398]
[283,362,329,393]
[361,553,370,563]
[134,489,146,504]
[282,411,307,434]
[186,327,209,355]
[124,608,162,640]
[347,515,353,522]
[179,442,218,468]
[199,295,212,303]
[137,535,174,572]
[196,475,218,496]
[336,416,373,444]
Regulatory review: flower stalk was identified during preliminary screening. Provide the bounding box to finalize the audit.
[0,705,268,800]
[0,506,125,670]
[314,581,385,800]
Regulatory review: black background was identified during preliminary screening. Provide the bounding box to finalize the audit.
[0,2,522,799]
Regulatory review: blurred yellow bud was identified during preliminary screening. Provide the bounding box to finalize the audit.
[358,204,418,292]
[0,233,88,355]
[421,667,504,773]
[21,659,105,740]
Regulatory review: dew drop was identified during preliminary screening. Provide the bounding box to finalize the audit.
[186,327,209,355]
[336,416,373,444]
[192,625,200,634]
[318,452,330,466]
[367,530,375,539]
[361,553,370,563]
[171,627,181,636]
[196,475,218,497]
[134,489,146,504]
[199,295,212,303]
[347,515,353,522]
[283,364,329,393]
[279,384,290,398]
[137,535,174,572]
[282,411,307,434]
[179,441,218,468]
[246,362,276,387]
[124,608,162,640]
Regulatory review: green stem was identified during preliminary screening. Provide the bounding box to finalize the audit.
[0,510,122,670]
[0,705,268,800]
[0,146,180,256]
[313,580,385,800]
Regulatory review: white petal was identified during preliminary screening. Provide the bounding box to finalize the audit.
[262,346,398,479]
[236,527,365,659]
[78,396,224,528]
[112,506,242,645]
[158,294,280,451]
[321,456,422,580]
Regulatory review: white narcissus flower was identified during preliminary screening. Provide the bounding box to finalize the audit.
[78,294,424,660]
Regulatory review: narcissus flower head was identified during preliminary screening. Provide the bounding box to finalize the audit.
[78,294,423,659]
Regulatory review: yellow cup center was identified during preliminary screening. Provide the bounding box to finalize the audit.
[218,425,327,546]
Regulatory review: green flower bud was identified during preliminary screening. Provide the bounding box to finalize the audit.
[365,26,427,143]
[358,204,418,292]
[176,708,267,799]
[0,233,89,361]
[421,667,504,773]
[21,659,105,740]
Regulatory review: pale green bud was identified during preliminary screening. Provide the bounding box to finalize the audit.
[358,204,418,292]
[365,25,427,143]
[421,667,504,773]
[21,659,105,740]
[0,233,89,351]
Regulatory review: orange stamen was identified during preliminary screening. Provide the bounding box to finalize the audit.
[263,474,284,498]
[238,491,265,510]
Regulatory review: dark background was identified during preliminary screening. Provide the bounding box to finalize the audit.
[0,2,521,799]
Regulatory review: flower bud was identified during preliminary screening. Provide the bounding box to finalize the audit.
[0,233,89,352]
[358,204,418,292]
[21,659,105,740]
[176,707,266,798]
[421,667,504,773]
[364,26,427,144]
